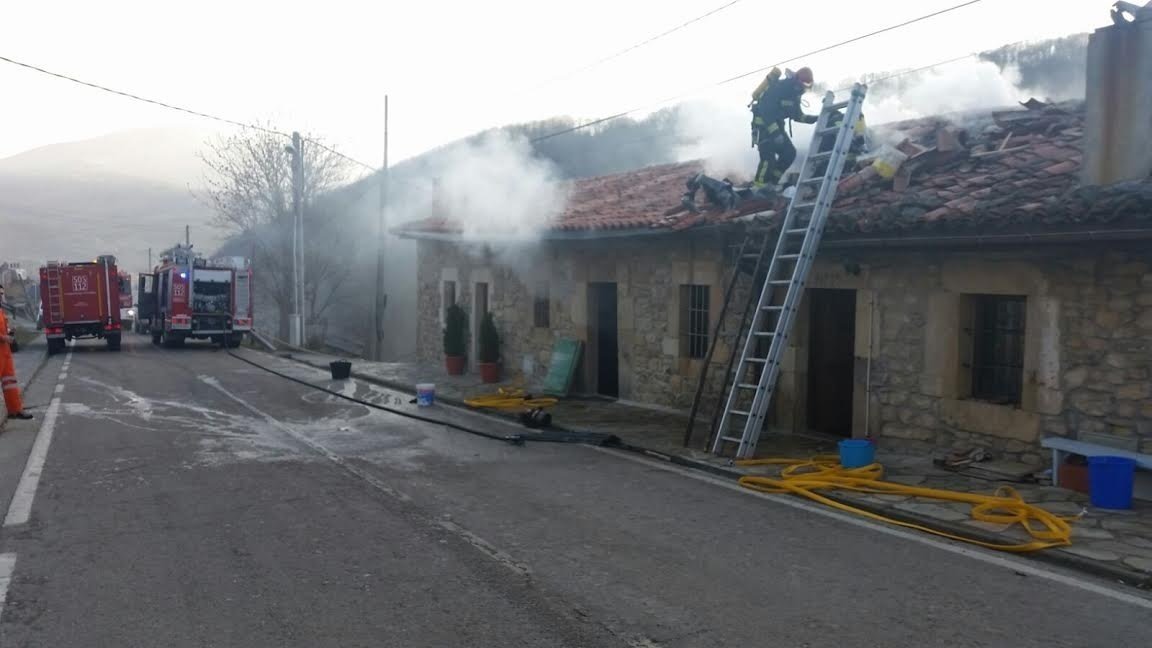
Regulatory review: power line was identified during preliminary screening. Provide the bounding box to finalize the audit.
[530,0,986,143]
[524,0,743,93]
[0,54,378,172]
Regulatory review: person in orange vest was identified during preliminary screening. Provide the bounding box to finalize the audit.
[0,285,33,421]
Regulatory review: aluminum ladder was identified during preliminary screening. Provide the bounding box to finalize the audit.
[45,262,63,324]
[711,83,867,458]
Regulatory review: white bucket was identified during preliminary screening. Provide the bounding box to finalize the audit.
[416,383,435,407]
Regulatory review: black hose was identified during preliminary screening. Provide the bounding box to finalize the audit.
[227,350,525,445]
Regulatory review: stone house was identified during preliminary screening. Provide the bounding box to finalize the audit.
[397,19,1152,464]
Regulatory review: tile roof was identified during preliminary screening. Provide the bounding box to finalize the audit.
[397,100,1152,239]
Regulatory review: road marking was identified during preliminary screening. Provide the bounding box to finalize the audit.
[589,446,1152,611]
[0,553,14,611]
[57,372,67,381]
[436,519,531,577]
[53,384,64,395]
[5,396,62,527]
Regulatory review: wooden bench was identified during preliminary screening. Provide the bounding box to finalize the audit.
[1041,437,1152,487]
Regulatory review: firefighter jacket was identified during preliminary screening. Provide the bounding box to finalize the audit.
[752,78,818,140]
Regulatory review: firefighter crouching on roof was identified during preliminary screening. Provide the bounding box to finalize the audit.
[0,284,33,421]
[750,66,818,192]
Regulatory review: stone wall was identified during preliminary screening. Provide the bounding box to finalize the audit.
[415,233,737,411]
[414,235,1152,462]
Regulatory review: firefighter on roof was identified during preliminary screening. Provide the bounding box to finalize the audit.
[0,285,32,420]
[750,66,818,191]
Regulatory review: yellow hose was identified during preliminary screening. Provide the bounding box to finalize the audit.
[737,456,1076,552]
[464,386,558,412]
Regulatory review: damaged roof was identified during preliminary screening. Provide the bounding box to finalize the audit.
[396,100,1152,240]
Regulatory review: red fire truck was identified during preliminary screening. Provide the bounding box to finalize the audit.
[138,244,252,348]
[39,255,129,355]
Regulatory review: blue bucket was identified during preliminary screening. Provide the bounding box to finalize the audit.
[839,439,875,469]
[1088,456,1136,510]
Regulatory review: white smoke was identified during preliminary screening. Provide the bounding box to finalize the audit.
[405,130,569,242]
[675,59,1028,176]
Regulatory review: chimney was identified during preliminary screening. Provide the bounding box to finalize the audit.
[1082,2,1152,185]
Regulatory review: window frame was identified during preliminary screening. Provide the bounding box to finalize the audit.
[968,294,1027,406]
[680,284,710,360]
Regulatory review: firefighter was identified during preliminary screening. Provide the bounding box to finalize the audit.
[751,66,819,191]
[0,285,32,420]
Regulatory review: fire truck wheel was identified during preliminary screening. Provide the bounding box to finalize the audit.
[162,332,185,348]
[106,334,122,351]
[151,332,162,345]
[47,339,65,356]
[227,335,243,349]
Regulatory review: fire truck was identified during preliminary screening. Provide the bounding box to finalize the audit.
[138,244,252,348]
[39,255,129,355]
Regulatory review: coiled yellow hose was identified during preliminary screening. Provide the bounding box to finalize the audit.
[737,456,1076,552]
[464,387,558,412]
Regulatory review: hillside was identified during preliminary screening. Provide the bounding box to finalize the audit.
[0,127,220,273]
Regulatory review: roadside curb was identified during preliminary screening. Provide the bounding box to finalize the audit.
[276,350,1152,591]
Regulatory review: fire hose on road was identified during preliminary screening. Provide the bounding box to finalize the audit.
[736,456,1076,552]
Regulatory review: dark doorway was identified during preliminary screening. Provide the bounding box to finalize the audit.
[807,289,856,436]
[588,282,619,398]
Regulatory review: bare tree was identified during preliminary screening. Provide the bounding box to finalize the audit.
[200,126,354,340]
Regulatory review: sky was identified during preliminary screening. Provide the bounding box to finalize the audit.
[0,0,1122,171]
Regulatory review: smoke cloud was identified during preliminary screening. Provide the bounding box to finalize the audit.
[398,130,570,242]
[675,59,1029,177]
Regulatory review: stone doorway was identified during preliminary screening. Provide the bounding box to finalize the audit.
[587,282,619,398]
[807,289,856,436]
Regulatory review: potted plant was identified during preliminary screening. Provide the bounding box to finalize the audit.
[443,303,468,375]
[477,311,501,383]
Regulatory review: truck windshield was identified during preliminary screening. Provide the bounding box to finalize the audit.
[192,281,231,313]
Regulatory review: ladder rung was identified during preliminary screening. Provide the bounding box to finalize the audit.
[745,357,768,364]
[752,331,775,337]
[792,201,817,210]
[786,228,808,235]
[815,126,841,136]
[737,383,759,390]
[728,410,751,417]
[799,176,824,185]
[829,100,850,110]
[762,305,783,311]
[769,279,792,285]
[720,436,744,443]
[778,254,801,260]
[808,151,833,161]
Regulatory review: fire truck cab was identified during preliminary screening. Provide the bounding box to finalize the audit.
[138,244,249,348]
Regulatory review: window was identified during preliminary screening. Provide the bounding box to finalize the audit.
[970,295,1026,405]
[533,283,550,328]
[442,280,456,320]
[680,284,710,359]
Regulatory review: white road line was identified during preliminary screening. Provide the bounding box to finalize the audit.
[589,446,1152,611]
[53,384,64,395]
[4,396,62,527]
[0,553,14,611]
[57,373,67,381]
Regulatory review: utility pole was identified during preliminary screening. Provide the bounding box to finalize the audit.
[289,132,305,347]
[373,96,390,361]
[185,225,190,247]
[147,247,152,270]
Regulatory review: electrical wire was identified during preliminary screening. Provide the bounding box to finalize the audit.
[0,53,378,172]
[523,0,744,93]
[530,0,987,143]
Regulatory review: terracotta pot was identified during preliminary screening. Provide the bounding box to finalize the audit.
[479,362,501,384]
[445,355,466,376]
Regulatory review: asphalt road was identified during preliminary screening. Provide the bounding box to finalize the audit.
[0,335,1148,647]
